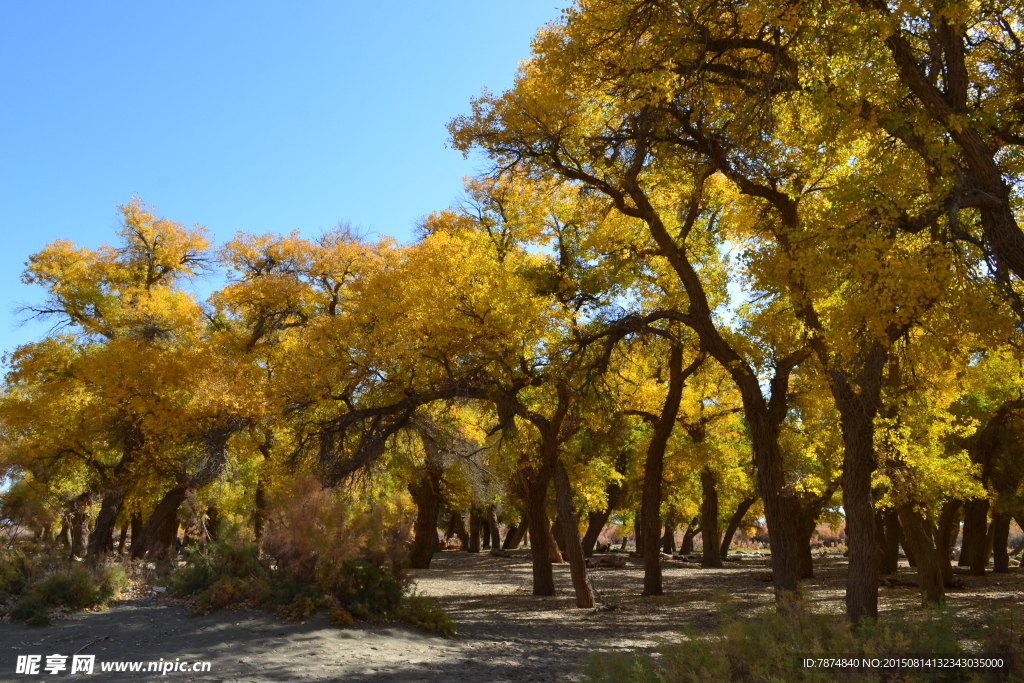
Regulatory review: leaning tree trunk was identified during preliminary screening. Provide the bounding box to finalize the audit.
[898,504,944,605]
[132,486,188,560]
[87,487,125,559]
[720,497,756,558]
[700,467,722,568]
[503,519,527,550]
[553,459,594,608]
[642,344,688,595]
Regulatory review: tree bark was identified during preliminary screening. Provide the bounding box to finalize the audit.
[503,521,527,550]
[554,458,595,608]
[70,492,90,560]
[523,466,555,595]
[935,500,961,586]
[582,481,624,557]
[661,520,676,554]
[486,507,501,549]
[117,525,128,555]
[876,508,901,575]
[253,480,267,542]
[409,462,443,568]
[468,509,482,553]
[965,498,991,575]
[132,486,188,560]
[700,467,722,568]
[445,510,469,549]
[898,504,944,605]
[641,344,692,595]
[721,497,756,558]
[681,518,700,555]
[992,511,1011,573]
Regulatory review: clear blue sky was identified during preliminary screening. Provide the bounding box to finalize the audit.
[0,0,564,355]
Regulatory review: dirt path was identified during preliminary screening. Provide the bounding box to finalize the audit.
[2,551,1020,682]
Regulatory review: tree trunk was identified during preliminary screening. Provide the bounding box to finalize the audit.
[554,458,594,608]
[503,521,527,550]
[992,511,1011,573]
[253,480,267,542]
[634,507,644,557]
[488,507,502,549]
[129,515,143,553]
[838,401,881,622]
[935,500,961,586]
[87,489,123,558]
[582,481,624,557]
[700,467,722,568]
[70,493,90,560]
[132,486,188,560]
[117,526,128,555]
[720,497,756,558]
[409,468,443,569]
[523,467,555,596]
[445,510,470,549]
[205,504,220,542]
[898,504,944,605]
[681,518,699,555]
[468,509,482,553]
[966,498,991,575]
[960,498,985,566]
[797,505,816,580]
[902,534,918,568]
[551,516,566,555]
[480,513,492,550]
[876,508,900,575]
[642,344,689,595]
[661,520,676,554]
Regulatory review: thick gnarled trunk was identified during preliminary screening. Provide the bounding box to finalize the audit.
[700,467,722,568]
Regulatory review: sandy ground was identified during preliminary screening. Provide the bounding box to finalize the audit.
[1,550,1021,682]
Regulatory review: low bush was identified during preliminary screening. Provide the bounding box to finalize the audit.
[170,481,454,636]
[9,594,51,627]
[3,563,128,627]
[580,602,1023,683]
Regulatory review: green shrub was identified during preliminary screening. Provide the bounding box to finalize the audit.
[397,594,456,637]
[37,566,100,610]
[9,595,50,627]
[580,604,1023,683]
[336,560,406,621]
[170,537,455,636]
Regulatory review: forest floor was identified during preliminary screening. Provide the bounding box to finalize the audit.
[1,550,1021,682]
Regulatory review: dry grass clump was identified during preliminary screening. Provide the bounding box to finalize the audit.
[170,476,454,636]
[581,599,1023,682]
